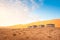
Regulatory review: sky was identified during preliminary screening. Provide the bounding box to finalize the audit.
[0,0,60,26]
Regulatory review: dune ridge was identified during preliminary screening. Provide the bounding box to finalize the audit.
[0,19,60,28]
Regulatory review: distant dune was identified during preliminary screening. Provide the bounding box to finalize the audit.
[26,19,60,28]
[11,19,60,28]
[0,19,60,28]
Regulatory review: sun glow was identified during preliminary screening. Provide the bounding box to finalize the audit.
[0,0,43,26]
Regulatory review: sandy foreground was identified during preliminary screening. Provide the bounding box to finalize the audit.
[0,27,60,40]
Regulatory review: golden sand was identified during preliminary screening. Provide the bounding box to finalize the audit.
[0,27,60,40]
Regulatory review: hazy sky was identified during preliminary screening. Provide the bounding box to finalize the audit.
[0,0,60,26]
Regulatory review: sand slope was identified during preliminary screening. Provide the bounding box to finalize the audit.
[0,19,60,28]
[26,19,60,27]
[9,19,60,28]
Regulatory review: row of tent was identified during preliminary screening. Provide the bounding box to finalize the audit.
[28,24,55,28]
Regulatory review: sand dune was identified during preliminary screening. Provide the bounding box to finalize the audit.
[8,19,60,28]
[26,19,60,27]
[0,19,60,28]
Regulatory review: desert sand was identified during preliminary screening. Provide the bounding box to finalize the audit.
[0,27,60,40]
